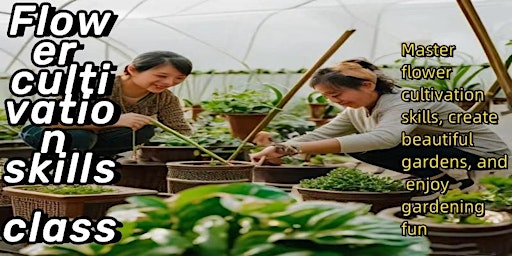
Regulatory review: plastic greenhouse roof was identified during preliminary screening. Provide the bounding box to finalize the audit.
[1,0,511,73]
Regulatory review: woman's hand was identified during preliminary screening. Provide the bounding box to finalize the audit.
[250,146,286,165]
[115,113,154,130]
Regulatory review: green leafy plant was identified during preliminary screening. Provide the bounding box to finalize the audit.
[300,167,405,192]
[307,91,328,104]
[479,175,512,211]
[422,64,489,91]
[201,84,283,114]
[21,185,114,195]
[0,108,22,140]
[411,175,512,225]
[151,118,229,164]
[22,183,430,256]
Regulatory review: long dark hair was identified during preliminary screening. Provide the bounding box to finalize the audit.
[310,59,398,95]
[128,51,193,75]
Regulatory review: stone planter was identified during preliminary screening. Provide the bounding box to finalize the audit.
[166,161,254,193]
[3,185,158,220]
[378,207,512,256]
[295,186,413,213]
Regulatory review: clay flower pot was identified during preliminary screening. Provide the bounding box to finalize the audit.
[224,113,267,139]
[378,207,512,256]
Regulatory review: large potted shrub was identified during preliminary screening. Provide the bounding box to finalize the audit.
[201,84,283,139]
[378,175,512,256]
[295,167,413,213]
[21,183,431,256]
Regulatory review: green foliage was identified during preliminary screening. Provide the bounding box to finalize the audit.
[300,167,405,192]
[266,113,316,139]
[402,64,489,91]
[412,176,512,225]
[21,185,115,195]
[479,175,512,211]
[201,84,283,114]
[24,183,430,256]
[0,108,23,140]
[307,91,328,104]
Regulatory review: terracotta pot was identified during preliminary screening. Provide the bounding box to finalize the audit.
[139,146,250,162]
[378,207,512,256]
[115,161,168,192]
[254,165,336,191]
[295,186,413,213]
[225,114,267,139]
[3,185,158,220]
[166,161,254,193]
[308,103,328,119]
[190,105,205,120]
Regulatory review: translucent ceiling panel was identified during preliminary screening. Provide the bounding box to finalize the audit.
[0,0,511,74]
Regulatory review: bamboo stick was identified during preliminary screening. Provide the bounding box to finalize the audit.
[457,0,512,111]
[228,29,356,161]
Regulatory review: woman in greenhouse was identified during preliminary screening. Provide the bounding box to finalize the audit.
[21,51,193,156]
[251,59,511,196]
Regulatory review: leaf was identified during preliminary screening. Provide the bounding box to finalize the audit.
[192,216,230,255]
[263,83,284,106]
[126,196,169,209]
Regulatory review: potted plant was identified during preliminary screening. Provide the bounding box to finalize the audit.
[22,183,430,256]
[140,123,251,163]
[201,84,283,139]
[142,119,255,194]
[3,184,158,219]
[254,153,356,192]
[398,59,490,111]
[295,167,412,213]
[378,176,512,256]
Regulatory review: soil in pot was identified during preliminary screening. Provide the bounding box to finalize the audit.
[166,161,254,193]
